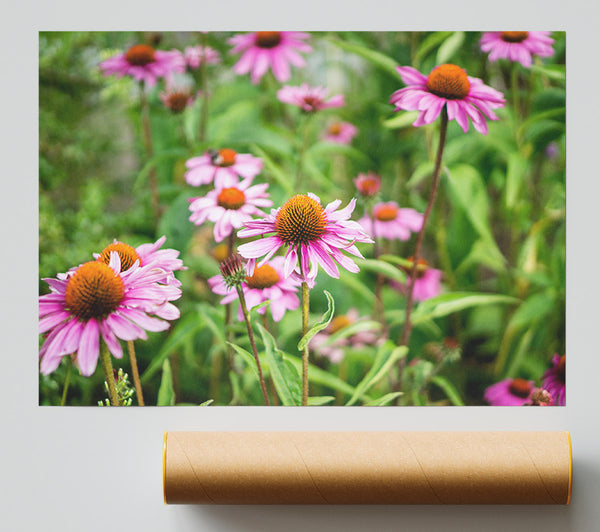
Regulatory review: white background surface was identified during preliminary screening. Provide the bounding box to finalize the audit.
[2,1,599,530]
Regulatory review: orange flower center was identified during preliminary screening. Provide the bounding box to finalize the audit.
[98,243,141,272]
[217,187,246,210]
[275,195,326,244]
[245,264,280,289]
[165,92,190,113]
[211,148,237,167]
[125,44,156,66]
[329,315,352,334]
[501,31,529,43]
[255,31,282,49]
[328,123,342,135]
[401,257,429,279]
[426,64,470,100]
[509,378,533,398]
[65,262,125,321]
[356,176,380,197]
[374,204,398,222]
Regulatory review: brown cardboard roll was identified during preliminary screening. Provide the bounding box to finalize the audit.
[163,431,572,505]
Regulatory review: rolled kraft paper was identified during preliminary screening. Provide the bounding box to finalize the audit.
[163,431,572,505]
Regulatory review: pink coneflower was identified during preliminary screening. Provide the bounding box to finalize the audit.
[484,377,536,406]
[479,32,554,68]
[542,354,565,406]
[323,121,358,145]
[189,178,272,243]
[99,44,186,87]
[208,256,300,322]
[395,258,442,302]
[160,84,196,114]
[229,31,312,84]
[353,172,381,198]
[94,236,186,288]
[390,63,506,134]
[359,202,423,241]
[310,309,379,363]
[39,253,181,376]
[277,84,345,113]
[184,45,221,69]
[238,194,373,286]
[185,148,263,188]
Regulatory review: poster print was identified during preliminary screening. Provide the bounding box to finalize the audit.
[39,31,565,406]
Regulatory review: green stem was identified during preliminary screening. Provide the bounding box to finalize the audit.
[60,357,72,406]
[399,108,449,350]
[127,340,145,406]
[236,286,270,405]
[301,281,310,406]
[100,342,120,406]
[139,82,160,220]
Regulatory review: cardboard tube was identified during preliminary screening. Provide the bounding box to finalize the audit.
[163,431,572,505]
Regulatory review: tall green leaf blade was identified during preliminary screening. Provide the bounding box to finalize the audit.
[298,290,335,351]
[360,259,407,283]
[412,292,519,325]
[307,396,335,406]
[346,344,408,406]
[366,392,403,406]
[328,37,399,78]
[250,143,294,196]
[141,311,204,383]
[284,354,372,402]
[157,359,175,406]
[436,32,465,64]
[227,342,260,381]
[258,325,302,406]
[430,376,464,406]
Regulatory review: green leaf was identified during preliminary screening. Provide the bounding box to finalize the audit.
[446,164,506,266]
[284,354,372,402]
[298,290,335,351]
[414,31,454,66]
[346,343,408,405]
[327,37,399,78]
[412,292,519,325]
[509,290,555,330]
[530,64,565,83]
[307,396,335,406]
[436,32,465,64]
[258,325,302,406]
[227,342,260,382]
[133,148,187,191]
[366,392,403,406]
[157,191,195,255]
[250,143,294,196]
[430,376,464,406]
[141,311,204,383]
[339,270,375,303]
[250,300,271,314]
[505,152,529,210]
[406,161,435,189]
[157,359,175,406]
[382,111,419,130]
[359,259,407,283]
[199,399,214,406]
